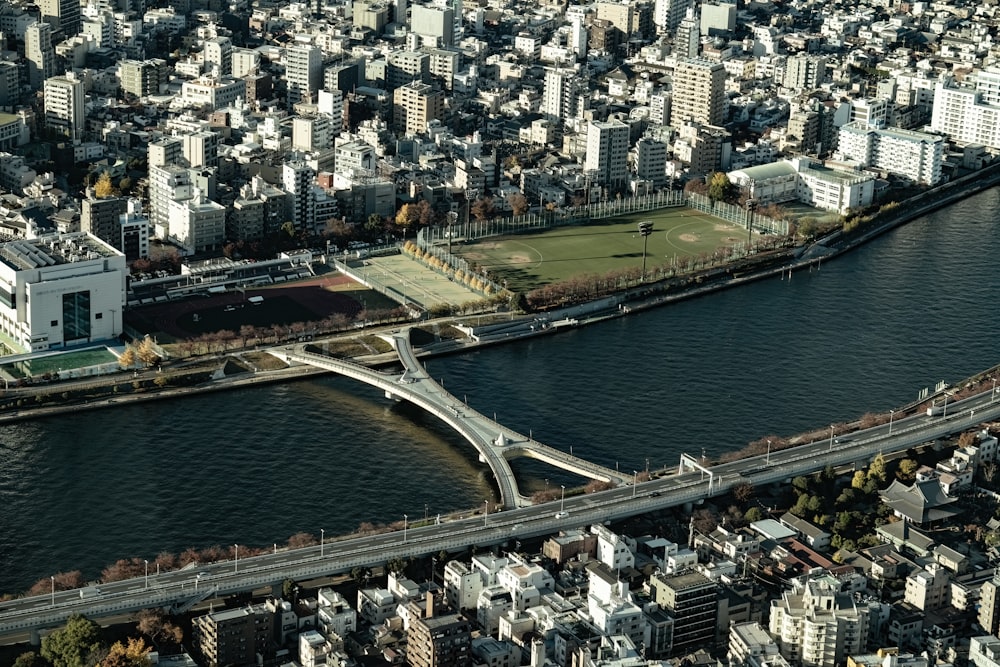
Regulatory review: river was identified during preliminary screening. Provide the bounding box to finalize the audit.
[1,187,998,595]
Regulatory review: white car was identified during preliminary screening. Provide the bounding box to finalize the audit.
[554,511,569,519]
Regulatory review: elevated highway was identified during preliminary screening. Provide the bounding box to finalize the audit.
[3,382,1000,642]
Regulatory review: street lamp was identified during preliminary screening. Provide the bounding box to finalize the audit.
[638,222,653,281]
[632,471,637,498]
[484,500,489,526]
[766,440,771,465]
[234,544,239,573]
[993,377,998,403]
[560,485,566,513]
[321,529,325,557]
[889,409,895,435]
[144,559,149,589]
[403,514,408,543]
[829,425,834,451]
[50,576,55,606]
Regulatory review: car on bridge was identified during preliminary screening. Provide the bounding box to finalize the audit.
[555,511,569,519]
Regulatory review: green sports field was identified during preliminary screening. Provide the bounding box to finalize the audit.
[453,207,749,291]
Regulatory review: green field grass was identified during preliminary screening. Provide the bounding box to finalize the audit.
[452,208,749,291]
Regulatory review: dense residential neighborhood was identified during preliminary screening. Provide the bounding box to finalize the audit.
[0,0,999,353]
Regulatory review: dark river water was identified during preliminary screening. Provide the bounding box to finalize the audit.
[1,187,998,595]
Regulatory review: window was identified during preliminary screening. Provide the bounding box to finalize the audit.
[51,320,58,326]
[95,312,103,319]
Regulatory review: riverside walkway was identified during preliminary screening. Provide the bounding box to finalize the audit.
[278,330,629,508]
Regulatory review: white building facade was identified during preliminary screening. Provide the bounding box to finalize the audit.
[0,233,126,353]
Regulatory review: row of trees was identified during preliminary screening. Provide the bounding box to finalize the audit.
[401,241,497,295]
[14,614,158,667]
[167,308,409,358]
[117,336,161,369]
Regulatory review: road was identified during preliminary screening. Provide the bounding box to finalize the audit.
[2,383,998,643]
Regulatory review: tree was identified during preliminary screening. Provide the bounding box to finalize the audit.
[94,171,115,198]
[507,193,530,216]
[136,609,182,647]
[851,470,867,490]
[99,637,151,667]
[867,452,887,485]
[733,482,754,503]
[282,578,298,602]
[41,614,102,667]
[791,476,810,495]
[395,203,419,228]
[707,172,734,203]
[471,197,495,222]
[119,177,132,194]
[744,506,764,522]
[13,652,46,667]
[365,214,383,234]
[896,458,919,482]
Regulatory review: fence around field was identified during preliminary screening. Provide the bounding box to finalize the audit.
[410,190,787,298]
[331,256,425,318]
[686,193,790,236]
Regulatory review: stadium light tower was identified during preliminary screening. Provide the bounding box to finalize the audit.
[638,221,654,281]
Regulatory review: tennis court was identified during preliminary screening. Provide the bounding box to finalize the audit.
[452,207,749,291]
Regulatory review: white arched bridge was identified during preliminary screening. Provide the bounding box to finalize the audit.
[276,331,629,508]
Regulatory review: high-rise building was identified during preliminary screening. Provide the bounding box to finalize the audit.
[118,198,149,261]
[148,163,192,237]
[168,189,226,253]
[392,80,443,136]
[43,74,85,141]
[979,573,1000,636]
[769,576,870,667]
[181,131,219,169]
[542,66,588,125]
[387,50,429,90]
[410,5,454,47]
[585,120,629,189]
[25,22,56,91]
[649,570,718,657]
[80,9,114,47]
[671,57,727,126]
[0,62,21,107]
[782,55,828,91]
[408,612,472,667]
[835,121,943,185]
[292,115,333,153]
[636,137,668,186]
[81,195,127,250]
[119,59,167,98]
[148,136,183,168]
[283,157,317,231]
[654,0,690,33]
[192,606,273,667]
[232,47,260,78]
[285,44,323,108]
[38,0,81,35]
[930,69,1000,151]
[203,36,233,77]
[675,7,699,58]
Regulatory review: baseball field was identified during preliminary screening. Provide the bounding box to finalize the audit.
[451,207,749,291]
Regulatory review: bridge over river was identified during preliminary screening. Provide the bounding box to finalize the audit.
[279,329,630,508]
